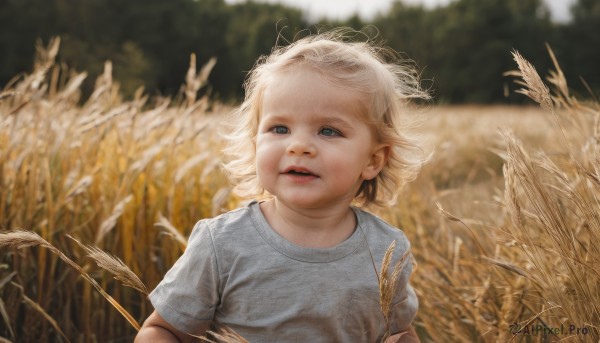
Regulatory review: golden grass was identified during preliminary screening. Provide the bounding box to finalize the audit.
[199,326,249,343]
[0,230,141,332]
[399,48,599,342]
[1,38,599,342]
[378,241,412,342]
[0,37,232,342]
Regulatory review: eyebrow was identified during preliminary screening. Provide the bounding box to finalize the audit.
[318,116,355,130]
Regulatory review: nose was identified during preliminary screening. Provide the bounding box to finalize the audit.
[286,133,317,156]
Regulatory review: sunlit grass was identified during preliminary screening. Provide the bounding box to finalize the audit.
[1,38,598,342]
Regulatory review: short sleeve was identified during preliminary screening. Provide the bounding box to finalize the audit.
[389,242,418,334]
[149,220,220,334]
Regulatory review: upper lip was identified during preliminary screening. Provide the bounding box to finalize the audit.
[282,166,318,176]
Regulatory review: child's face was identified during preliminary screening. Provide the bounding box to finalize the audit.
[255,66,387,210]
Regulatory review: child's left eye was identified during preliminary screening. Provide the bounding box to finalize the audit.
[319,127,341,137]
[270,126,289,134]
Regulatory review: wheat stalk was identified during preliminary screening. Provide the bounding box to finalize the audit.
[184,53,217,106]
[197,325,249,343]
[95,194,134,244]
[10,282,71,343]
[378,240,411,342]
[68,235,148,294]
[511,50,553,112]
[435,201,488,256]
[154,214,188,250]
[0,230,141,331]
[0,272,16,341]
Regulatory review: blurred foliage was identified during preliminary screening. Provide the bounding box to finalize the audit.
[0,0,599,103]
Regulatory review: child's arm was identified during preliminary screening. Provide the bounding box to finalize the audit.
[134,310,209,343]
[386,324,420,343]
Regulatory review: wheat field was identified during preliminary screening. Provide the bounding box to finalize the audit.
[0,39,598,342]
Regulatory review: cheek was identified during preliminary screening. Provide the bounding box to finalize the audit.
[330,149,371,180]
[327,146,366,167]
[255,139,277,173]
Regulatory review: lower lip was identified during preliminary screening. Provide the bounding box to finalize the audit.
[282,173,318,183]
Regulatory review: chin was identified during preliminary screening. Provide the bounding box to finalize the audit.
[281,196,343,210]
[276,195,321,208]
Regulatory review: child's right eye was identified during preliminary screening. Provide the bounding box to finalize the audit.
[271,126,289,134]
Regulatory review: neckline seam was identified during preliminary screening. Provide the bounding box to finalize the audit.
[248,201,367,263]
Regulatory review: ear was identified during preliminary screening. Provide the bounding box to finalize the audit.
[362,144,390,180]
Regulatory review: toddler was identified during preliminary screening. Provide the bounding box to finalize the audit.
[135,28,430,343]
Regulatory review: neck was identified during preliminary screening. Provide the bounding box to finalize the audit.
[259,198,357,248]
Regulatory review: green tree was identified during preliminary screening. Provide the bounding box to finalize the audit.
[2,0,595,103]
[372,2,434,98]
[373,0,555,103]
[121,0,230,95]
[0,0,229,98]
[560,0,600,97]
[0,0,57,85]
[216,1,307,99]
[430,0,553,103]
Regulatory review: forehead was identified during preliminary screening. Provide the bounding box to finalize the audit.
[260,65,370,122]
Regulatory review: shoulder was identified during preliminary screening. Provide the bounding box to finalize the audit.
[184,205,252,252]
[356,209,409,242]
[187,202,262,258]
[192,205,253,238]
[354,208,411,256]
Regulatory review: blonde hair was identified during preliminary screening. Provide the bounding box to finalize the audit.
[222,28,430,208]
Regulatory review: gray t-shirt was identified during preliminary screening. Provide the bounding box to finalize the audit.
[149,200,417,342]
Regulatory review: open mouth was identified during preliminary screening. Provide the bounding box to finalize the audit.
[283,167,318,178]
[287,170,314,176]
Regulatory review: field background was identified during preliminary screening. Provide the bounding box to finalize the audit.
[1,41,599,342]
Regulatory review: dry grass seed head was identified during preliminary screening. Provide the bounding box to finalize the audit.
[95,194,133,244]
[435,201,461,222]
[0,91,17,101]
[503,162,525,230]
[544,44,570,102]
[511,50,553,112]
[0,230,142,331]
[0,230,54,250]
[154,214,188,251]
[185,53,217,106]
[68,235,148,294]
[378,240,411,341]
[197,325,249,343]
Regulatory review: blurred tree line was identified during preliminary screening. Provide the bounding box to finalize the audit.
[0,0,598,103]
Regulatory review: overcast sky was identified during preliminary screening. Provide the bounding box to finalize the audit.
[225,0,576,23]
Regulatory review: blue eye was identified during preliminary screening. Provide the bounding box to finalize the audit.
[319,127,341,137]
[271,126,289,134]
